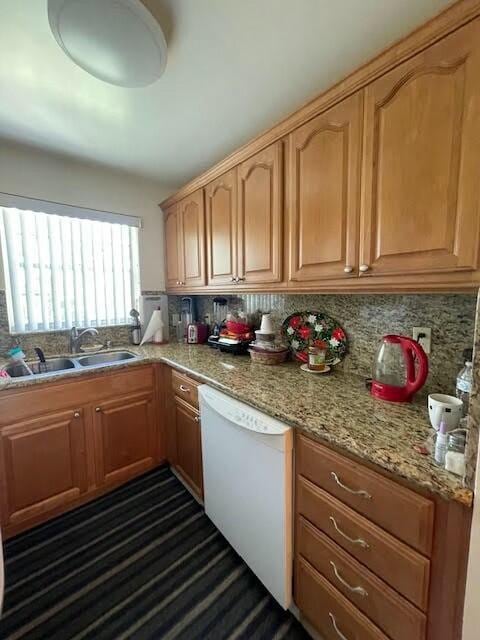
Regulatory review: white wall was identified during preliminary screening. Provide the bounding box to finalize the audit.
[0,140,172,292]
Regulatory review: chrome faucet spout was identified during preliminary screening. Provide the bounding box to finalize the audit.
[70,327,99,354]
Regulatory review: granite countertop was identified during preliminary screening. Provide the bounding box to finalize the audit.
[0,343,473,507]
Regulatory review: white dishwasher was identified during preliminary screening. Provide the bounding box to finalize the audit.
[198,385,293,609]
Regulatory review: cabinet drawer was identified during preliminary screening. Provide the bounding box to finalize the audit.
[171,370,199,409]
[297,516,426,640]
[297,434,434,555]
[296,556,389,640]
[297,476,430,610]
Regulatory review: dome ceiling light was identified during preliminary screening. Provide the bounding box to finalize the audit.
[48,0,167,88]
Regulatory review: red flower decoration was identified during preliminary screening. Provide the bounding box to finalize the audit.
[290,316,302,329]
[298,326,312,340]
[332,328,345,341]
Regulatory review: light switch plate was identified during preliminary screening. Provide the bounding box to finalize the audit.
[413,327,432,354]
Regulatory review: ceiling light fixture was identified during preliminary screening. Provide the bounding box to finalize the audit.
[47,0,167,88]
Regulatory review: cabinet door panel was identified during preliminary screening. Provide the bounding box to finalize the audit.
[165,204,183,288]
[237,142,283,284]
[94,392,157,487]
[288,93,362,282]
[173,397,203,499]
[0,409,87,527]
[205,169,237,285]
[180,190,206,287]
[360,21,480,276]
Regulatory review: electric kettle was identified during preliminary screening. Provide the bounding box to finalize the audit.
[371,335,428,402]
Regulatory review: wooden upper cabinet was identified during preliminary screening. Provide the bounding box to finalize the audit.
[205,169,238,286]
[360,20,480,278]
[0,409,88,528]
[165,204,183,288]
[179,189,206,287]
[288,93,363,282]
[237,142,283,284]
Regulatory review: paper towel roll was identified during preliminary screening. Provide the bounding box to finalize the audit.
[141,309,165,345]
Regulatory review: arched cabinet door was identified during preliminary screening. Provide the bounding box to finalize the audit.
[164,204,183,290]
[288,93,362,283]
[179,190,206,288]
[237,142,283,285]
[205,169,238,286]
[360,20,480,278]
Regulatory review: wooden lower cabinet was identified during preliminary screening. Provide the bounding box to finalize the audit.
[0,408,88,531]
[172,397,203,499]
[93,392,158,487]
[0,365,162,538]
[294,432,471,640]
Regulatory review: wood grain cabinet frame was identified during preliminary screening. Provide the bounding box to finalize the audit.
[162,4,480,293]
[205,169,238,286]
[165,203,183,290]
[360,19,480,278]
[288,93,362,283]
[165,190,206,289]
[0,408,88,530]
[93,391,158,488]
[237,141,284,285]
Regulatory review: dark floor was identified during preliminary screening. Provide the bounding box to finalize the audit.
[1,466,309,639]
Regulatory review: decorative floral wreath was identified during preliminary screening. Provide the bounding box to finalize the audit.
[281,311,348,363]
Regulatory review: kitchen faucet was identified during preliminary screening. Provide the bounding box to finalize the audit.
[70,327,99,354]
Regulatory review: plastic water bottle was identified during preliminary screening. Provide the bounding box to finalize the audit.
[456,359,473,416]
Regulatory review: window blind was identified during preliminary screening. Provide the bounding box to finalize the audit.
[0,206,140,333]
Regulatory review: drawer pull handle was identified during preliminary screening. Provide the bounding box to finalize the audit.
[331,472,372,499]
[179,384,191,393]
[329,613,350,640]
[330,561,368,597]
[329,516,370,549]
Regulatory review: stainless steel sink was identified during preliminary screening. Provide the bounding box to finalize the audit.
[4,357,76,378]
[76,351,138,367]
[1,350,140,380]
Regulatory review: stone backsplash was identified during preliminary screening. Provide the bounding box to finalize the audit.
[169,292,477,396]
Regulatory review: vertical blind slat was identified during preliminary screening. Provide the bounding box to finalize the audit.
[3,210,25,332]
[0,207,140,333]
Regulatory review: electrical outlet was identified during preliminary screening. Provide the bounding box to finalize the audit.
[413,327,432,354]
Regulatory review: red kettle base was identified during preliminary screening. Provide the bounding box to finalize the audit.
[371,381,414,403]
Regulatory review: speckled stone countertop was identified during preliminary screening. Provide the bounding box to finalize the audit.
[0,343,473,507]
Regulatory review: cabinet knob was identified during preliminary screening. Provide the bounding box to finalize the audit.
[230,276,236,283]
[179,384,191,393]
[359,264,370,272]
[343,266,353,274]
[194,415,200,423]
[74,411,81,418]
[95,406,102,413]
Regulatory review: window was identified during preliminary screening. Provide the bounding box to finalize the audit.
[0,195,141,333]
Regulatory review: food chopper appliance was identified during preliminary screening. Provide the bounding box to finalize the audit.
[371,334,428,402]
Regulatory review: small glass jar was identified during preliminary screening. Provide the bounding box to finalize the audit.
[308,345,326,371]
[445,432,466,476]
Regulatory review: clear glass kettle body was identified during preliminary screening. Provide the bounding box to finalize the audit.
[372,341,407,387]
[371,334,429,403]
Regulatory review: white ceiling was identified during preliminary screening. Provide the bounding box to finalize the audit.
[1,0,453,192]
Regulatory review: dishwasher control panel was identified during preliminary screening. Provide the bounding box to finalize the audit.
[199,384,291,436]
